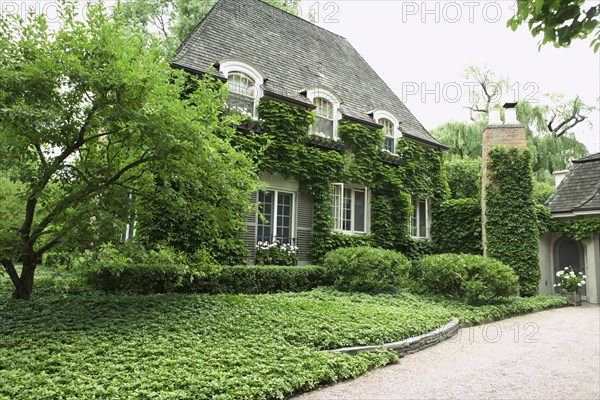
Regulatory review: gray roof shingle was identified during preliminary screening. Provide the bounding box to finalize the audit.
[172,0,445,149]
[547,152,600,216]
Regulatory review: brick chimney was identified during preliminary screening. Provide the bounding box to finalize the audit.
[481,102,527,256]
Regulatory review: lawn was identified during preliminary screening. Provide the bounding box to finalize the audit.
[0,267,566,399]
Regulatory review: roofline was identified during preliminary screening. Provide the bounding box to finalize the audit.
[342,114,382,130]
[263,90,315,109]
[402,132,449,151]
[573,152,600,164]
[551,209,600,218]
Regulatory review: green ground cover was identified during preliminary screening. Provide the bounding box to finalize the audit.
[0,267,566,399]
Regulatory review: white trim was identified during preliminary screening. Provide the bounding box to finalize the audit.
[372,109,402,154]
[256,189,296,244]
[409,197,431,240]
[305,87,342,139]
[332,183,369,235]
[553,210,600,218]
[220,59,264,118]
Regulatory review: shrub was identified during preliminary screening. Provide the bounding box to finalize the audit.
[188,265,329,294]
[419,253,519,302]
[322,246,411,292]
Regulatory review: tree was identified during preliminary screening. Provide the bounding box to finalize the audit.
[508,0,600,52]
[119,0,302,53]
[0,3,258,299]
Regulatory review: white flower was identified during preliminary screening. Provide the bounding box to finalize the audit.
[577,283,582,287]
[581,281,586,285]
[583,275,587,279]
[553,284,558,287]
[564,267,569,270]
[556,271,564,277]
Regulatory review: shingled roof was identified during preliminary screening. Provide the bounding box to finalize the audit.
[172,0,446,149]
[546,152,600,217]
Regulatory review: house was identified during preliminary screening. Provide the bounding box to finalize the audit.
[172,0,448,264]
[538,153,600,303]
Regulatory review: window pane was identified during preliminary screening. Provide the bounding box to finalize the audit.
[343,188,352,231]
[257,191,273,242]
[419,200,427,237]
[227,72,255,116]
[354,190,365,232]
[314,116,334,138]
[315,97,333,118]
[383,136,395,152]
[276,192,293,241]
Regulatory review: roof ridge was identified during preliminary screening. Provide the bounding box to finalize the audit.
[248,0,348,41]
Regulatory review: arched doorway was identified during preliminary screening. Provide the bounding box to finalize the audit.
[554,237,586,296]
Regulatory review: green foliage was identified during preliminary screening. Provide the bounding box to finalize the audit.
[444,157,481,199]
[431,120,485,159]
[432,198,483,255]
[0,267,566,399]
[419,254,519,302]
[0,4,258,298]
[486,147,540,296]
[322,247,412,292]
[536,204,600,241]
[532,180,555,203]
[249,99,447,265]
[508,0,600,52]
[0,173,25,260]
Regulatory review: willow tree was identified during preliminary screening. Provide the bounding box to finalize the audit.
[0,3,258,299]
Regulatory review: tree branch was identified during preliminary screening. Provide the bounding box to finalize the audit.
[1,259,21,287]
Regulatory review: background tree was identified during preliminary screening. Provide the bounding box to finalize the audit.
[119,0,301,53]
[508,0,600,52]
[433,65,592,186]
[0,3,258,299]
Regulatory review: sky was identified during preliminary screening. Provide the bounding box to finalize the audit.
[298,0,600,153]
[1,0,598,152]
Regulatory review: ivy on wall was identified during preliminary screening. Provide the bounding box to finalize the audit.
[485,147,540,296]
[233,98,448,263]
[432,198,483,255]
[536,205,600,241]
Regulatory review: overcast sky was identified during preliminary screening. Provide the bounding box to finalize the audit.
[299,0,600,153]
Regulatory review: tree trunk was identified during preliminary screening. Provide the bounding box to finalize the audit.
[12,250,37,300]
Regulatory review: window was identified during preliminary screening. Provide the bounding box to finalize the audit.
[410,198,429,239]
[226,71,256,117]
[313,97,334,138]
[379,118,395,153]
[305,88,340,139]
[257,190,294,244]
[333,184,367,234]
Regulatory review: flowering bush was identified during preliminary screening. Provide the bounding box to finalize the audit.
[256,241,298,266]
[554,266,586,293]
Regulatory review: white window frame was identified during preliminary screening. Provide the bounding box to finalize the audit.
[306,87,341,139]
[332,183,369,235]
[256,189,296,244]
[371,109,401,154]
[409,197,431,239]
[220,59,264,118]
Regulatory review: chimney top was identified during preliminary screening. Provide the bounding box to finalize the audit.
[503,102,518,109]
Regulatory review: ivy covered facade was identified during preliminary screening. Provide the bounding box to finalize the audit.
[172,0,448,264]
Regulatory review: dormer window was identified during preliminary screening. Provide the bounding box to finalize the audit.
[313,97,334,138]
[227,71,256,116]
[219,59,264,119]
[371,109,401,154]
[305,87,341,139]
[379,118,395,152]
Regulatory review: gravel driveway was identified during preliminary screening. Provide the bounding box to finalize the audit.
[293,305,600,400]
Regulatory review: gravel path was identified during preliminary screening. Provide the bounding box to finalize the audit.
[294,305,600,400]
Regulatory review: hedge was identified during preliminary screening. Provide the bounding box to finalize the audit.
[84,264,330,294]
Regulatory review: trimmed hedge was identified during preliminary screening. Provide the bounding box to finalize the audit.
[85,264,329,294]
[322,246,411,292]
[419,253,519,302]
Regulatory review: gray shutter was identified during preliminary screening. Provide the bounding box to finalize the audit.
[296,192,314,263]
[243,192,258,262]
